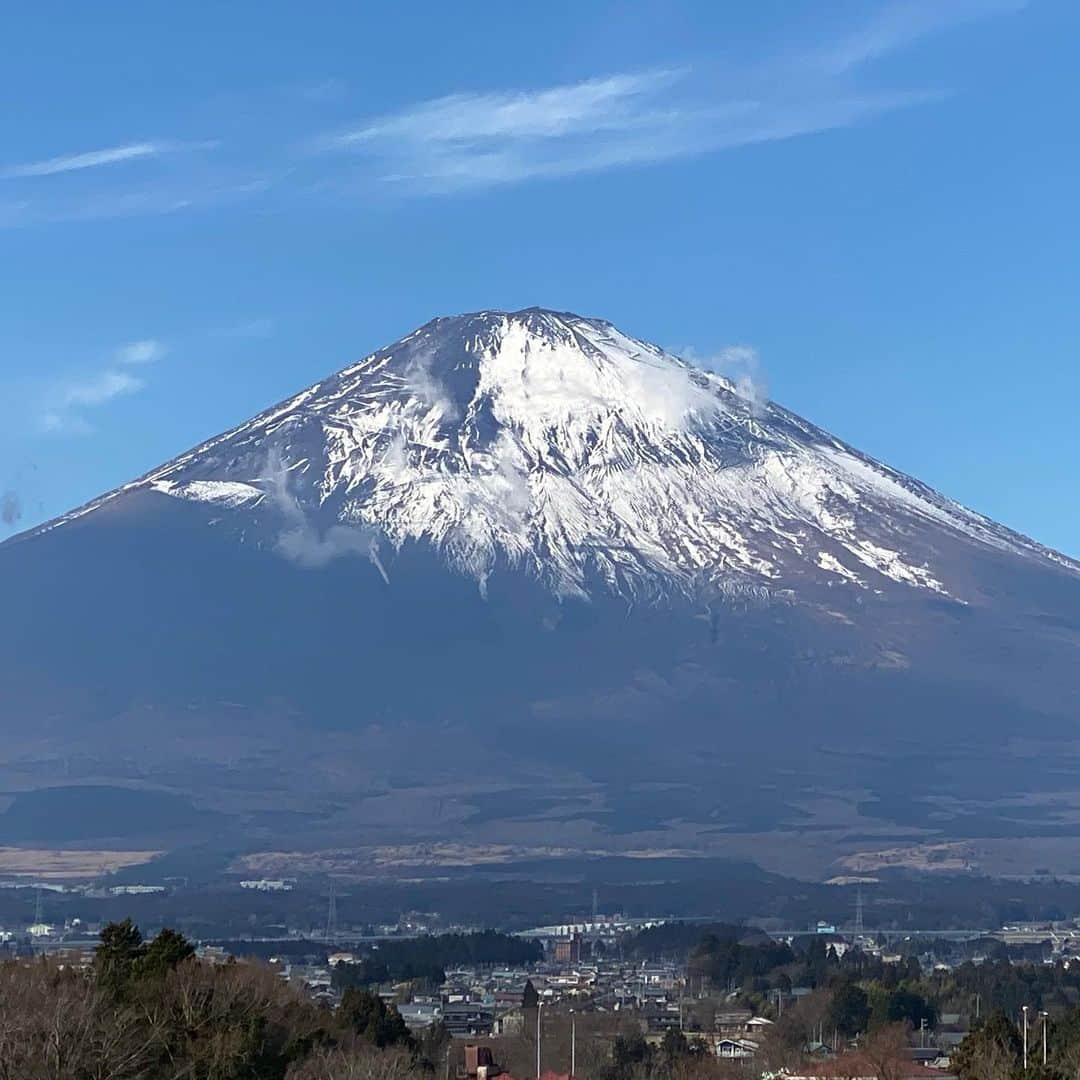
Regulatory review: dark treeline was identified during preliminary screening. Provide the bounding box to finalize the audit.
[333,929,542,989]
[827,947,1080,1022]
[625,921,747,959]
[938,959,1080,1018]
[689,932,795,989]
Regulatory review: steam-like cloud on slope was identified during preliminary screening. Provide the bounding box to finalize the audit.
[716,345,770,416]
[264,449,389,581]
[401,351,459,421]
[676,344,770,417]
[620,356,721,429]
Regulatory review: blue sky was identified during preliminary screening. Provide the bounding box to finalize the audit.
[2,0,1078,554]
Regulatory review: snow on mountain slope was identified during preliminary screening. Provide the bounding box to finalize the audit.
[7,307,1080,859]
[47,308,1078,603]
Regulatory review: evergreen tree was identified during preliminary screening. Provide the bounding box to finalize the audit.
[95,918,145,990]
[139,927,195,976]
[952,1010,1023,1079]
[340,987,414,1050]
[827,980,871,1037]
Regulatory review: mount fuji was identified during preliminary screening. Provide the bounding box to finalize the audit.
[3,309,1079,873]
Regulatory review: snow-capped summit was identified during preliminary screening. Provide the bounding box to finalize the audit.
[53,307,1076,603]
[5,309,1080,858]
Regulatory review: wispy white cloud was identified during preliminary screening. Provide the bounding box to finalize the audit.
[0,139,241,228]
[42,370,143,434]
[0,1,1026,223]
[116,339,166,365]
[1,142,163,180]
[334,70,682,146]
[312,0,1023,197]
[316,72,933,195]
[58,369,144,409]
[0,173,272,230]
[41,340,166,434]
[818,0,1028,74]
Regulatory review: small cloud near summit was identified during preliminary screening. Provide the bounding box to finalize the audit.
[675,343,770,416]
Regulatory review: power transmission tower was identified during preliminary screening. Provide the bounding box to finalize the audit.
[34,887,43,925]
[854,887,864,936]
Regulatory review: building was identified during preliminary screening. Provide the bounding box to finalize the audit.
[400,1002,442,1032]
[552,934,584,965]
[715,1009,754,1032]
[714,1037,759,1060]
[493,1007,527,1036]
[443,1001,494,1036]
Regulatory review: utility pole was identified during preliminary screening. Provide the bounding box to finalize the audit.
[1019,1002,1028,1071]
[536,1001,544,1079]
[571,1013,576,1077]
[1041,1010,1049,1066]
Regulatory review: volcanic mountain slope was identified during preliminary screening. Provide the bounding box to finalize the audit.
[43,308,1074,599]
[2,308,1079,866]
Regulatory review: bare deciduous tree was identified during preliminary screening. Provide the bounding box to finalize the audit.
[286,1045,425,1080]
